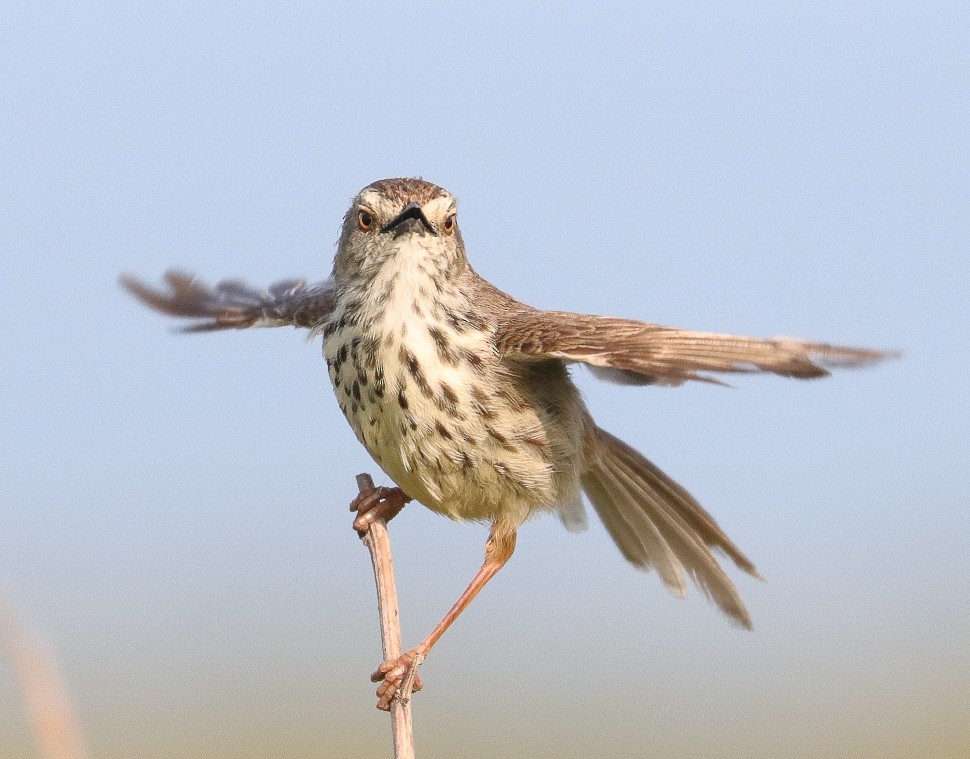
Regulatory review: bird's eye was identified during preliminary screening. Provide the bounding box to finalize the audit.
[442,214,456,235]
[357,210,374,231]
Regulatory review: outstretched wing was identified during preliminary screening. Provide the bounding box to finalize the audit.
[494,309,894,386]
[120,270,336,332]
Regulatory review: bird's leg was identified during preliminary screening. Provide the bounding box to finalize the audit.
[371,526,517,710]
[351,486,411,534]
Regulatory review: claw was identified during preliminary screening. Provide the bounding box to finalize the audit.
[371,649,425,711]
[351,486,411,534]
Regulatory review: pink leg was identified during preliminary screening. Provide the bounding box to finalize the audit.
[370,526,517,710]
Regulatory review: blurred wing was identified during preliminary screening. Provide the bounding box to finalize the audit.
[120,270,336,332]
[495,310,895,386]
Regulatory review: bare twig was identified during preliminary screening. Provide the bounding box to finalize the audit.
[0,590,89,759]
[355,473,416,759]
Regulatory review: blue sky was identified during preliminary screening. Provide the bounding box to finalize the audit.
[1,3,967,757]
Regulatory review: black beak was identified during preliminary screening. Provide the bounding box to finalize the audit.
[382,201,437,236]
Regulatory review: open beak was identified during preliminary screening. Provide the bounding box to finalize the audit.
[382,201,437,236]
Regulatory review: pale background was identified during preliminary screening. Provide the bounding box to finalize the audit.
[1,2,967,758]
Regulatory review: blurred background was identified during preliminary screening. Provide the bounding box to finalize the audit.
[1,2,967,757]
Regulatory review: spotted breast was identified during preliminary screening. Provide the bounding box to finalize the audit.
[323,238,578,530]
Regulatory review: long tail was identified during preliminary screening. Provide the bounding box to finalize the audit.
[581,425,760,628]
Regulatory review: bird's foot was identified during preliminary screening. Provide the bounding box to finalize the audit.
[371,648,425,711]
[351,486,411,534]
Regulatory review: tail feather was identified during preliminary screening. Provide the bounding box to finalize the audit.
[608,435,761,579]
[582,426,759,628]
[586,464,687,595]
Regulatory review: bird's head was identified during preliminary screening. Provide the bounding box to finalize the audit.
[332,178,466,285]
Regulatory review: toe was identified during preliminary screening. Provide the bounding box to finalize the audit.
[351,486,411,534]
[369,649,423,709]
[350,486,386,514]
[370,660,392,683]
[353,510,378,533]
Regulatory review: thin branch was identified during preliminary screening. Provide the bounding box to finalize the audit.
[0,589,89,759]
[355,473,416,759]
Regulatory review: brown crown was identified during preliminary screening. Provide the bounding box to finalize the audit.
[362,177,451,206]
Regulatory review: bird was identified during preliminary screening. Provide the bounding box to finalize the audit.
[121,177,893,709]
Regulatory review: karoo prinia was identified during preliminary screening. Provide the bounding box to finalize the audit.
[123,177,892,709]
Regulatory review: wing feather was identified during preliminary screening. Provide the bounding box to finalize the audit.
[120,270,336,332]
[495,309,894,385]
